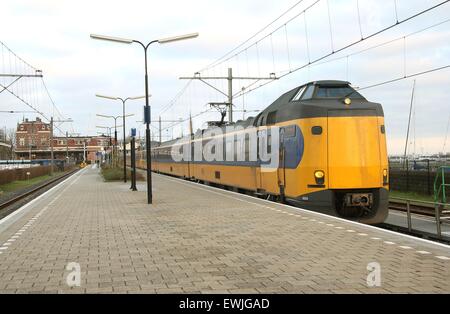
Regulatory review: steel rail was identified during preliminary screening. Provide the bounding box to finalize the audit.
[0,168,79,211]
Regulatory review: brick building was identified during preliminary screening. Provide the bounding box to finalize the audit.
[15,117,51,160]
[52,135,112,163]
[15,117,113,163]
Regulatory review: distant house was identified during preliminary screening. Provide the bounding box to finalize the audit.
[14,117,113,163]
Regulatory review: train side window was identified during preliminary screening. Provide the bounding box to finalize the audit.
[381,125,385,134]
[266,111,277,125]
[283,126,296,138]
[291,86,306,101]
[311,126,323,135]
[301,86,315,100]
[259,116,266,126]
[245,134,250,161]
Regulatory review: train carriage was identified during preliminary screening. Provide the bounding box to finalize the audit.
[144,80,389,224]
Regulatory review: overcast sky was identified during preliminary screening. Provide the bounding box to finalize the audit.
[1,0,449,155]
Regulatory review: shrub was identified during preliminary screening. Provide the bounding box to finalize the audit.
[101,165,144,182]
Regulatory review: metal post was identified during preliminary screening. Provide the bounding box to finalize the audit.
[108,128,112,165]
[228,68,233,123]
[50,117,54,175]
[109,128,112,165]
[114,124,117,168]
[435,203,442,239]
[159,116,162,145]
[443,167,447,203]
[122,100,127,182]
[131,136,137,191]
[66,131,69,166]
[427,159,431,195]
[30,122,33,162]
[406,200,412,232]
[144,46,153,204]
[403,80,416,169]
[406,159,409,192]
[83,141,86,162]
[180,67,276,125]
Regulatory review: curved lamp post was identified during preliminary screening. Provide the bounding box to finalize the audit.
[96,95,144,182]
[97,112,135,173]
[90,32,199,204]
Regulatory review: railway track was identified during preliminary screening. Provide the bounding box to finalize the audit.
[378,222,450,244]
[388,200,447,217]
[384,200,450,244]
[0,169,79,216]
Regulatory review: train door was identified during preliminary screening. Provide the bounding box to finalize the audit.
[187,141,193,179]
[277,128,286,201]
[255,129,263,192]
[257,127,279,195]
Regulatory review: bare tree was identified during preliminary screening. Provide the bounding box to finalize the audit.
[6,128,16,160]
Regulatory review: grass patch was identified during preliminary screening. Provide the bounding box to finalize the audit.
[101,166,144,182]
[0,174,53,195]
[389,190,435,202]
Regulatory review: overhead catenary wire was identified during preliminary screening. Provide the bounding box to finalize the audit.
[326,0,335,52]
[202,0,321,73]
[200,0,308,72]
[233,0,450,98]
[161,1,449,141]
[159,109,214,134]
[356,0,364,40]
[354,65,450,93]
[0,40,68,135]
[311,17,450,69]
[284,24,292,72]
[158,79,193,116]
[442,113,450,154]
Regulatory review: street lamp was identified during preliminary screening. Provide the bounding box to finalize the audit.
[91,32,199,204]
[97,125,122,165]
[96,95,145,182]
[97,113,134,170]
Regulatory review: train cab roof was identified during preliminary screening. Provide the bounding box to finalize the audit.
[296,80,366,100]
[254,80,384,126]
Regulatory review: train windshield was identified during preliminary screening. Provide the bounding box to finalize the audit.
[316,86,364,99]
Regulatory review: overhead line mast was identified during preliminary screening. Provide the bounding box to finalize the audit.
[180,68,277,123]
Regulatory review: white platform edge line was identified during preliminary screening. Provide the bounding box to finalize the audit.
[0,167,87,227]
[155,173,450,251]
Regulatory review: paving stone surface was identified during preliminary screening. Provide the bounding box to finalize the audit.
[0,166,449,294]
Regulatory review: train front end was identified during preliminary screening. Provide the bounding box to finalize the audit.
[288,81,389,224]
[326,107,389,224]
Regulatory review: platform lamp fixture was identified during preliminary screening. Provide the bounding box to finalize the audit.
[90,31,199,204]
[97,125,122,165]
[96,94,146,183]
[96,113,135,168]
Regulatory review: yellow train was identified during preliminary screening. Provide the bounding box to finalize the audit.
[139,80,389,224]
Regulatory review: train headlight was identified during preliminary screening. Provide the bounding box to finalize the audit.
[344,98,352,106]
[383,169,388,185]
[314,171,325,185]
[314,171,325,179]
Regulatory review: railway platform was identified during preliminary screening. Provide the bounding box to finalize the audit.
[0,165,449,293]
